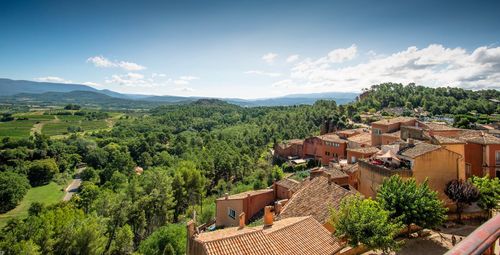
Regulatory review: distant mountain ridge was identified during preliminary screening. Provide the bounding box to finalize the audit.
[0,78,358,107]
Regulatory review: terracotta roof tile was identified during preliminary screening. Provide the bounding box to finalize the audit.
[195,216,342,255]
[458,130,500,145]
[216,189,273,201]
[372,117,416,125]
[432,135,464,144]
[278,175,355,224]
[275,178,300,190]
[399,143,441,158]
[316,133,347,143]
[347,146,380,154]
[347,132,372,145]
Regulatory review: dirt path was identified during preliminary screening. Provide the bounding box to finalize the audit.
[63,167,85,201]
[30,115,60,136]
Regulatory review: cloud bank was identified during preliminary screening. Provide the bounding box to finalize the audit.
[87,56,146,71]
[285,44,500,92]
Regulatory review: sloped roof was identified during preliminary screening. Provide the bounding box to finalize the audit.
[372,117,416,125]
[347,146,380,154]
[278,175,355,224]
[216,189,273,201]
[264,216,342,255]
[347,132,372,145]
[432,135,464,144]
[399,143,441,158]
[316,133,347,143]
[458,130,500,145]
[324,167,349,179]
[195,216,342,255]
[277,139,304,149]
[275,178,300,191]
[421,122,461,131]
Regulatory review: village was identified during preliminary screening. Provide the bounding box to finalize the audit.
[186,116,500,255]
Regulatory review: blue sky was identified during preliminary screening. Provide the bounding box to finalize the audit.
[1,0,499,98]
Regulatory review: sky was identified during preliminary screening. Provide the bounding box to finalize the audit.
[1,0,500,99]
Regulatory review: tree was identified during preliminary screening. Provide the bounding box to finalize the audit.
[0,171,30,213]
[444,179,480,222]
[138,224,186,255]
[331,195,401,253]
[27,158,59,186]
[377,176,447,235]
[470,176,500,217]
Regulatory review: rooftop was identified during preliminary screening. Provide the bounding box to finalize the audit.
[347,132,372,145]
[399,143,442,158]
[421,122,462,131]
[278,175,356,224]
[275,178,300,191]
[432,135,465,144]
[316,133,347,143]
[347,146,380,154]
[195,216,342,255]
[458,130,500,145]
[216,189,273,201]
[277,139,304,149]
[372,117,416,125]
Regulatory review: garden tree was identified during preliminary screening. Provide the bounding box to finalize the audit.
[27,158,59,186]
[330,195,402,253]
[138,224,186,255]
[28,202,45,216]
[0,171,30,213]
[444,179,480,222]
[470,176,500,216]
[80,167,99,183]
[377,176,447,235]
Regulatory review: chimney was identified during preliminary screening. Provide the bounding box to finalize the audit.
[328,175,333,185]
[224,193,229,200]
[264,206,274,227]
[238,212,245,229]
[187,220,197,238]
[186,220,197,255]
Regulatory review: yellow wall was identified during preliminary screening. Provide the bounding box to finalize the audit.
[216,199,244,227]
[411,148,461,204]
[440,143,466,180]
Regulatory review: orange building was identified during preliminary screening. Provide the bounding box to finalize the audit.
[303,133,348,165]
[347,146,380,163]
[459,131,500,178]
[371,117,417,146]
[274,178,301,200]
[215,189,275,227]
[273,139,304,160]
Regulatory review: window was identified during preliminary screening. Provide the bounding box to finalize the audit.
[351,156,356,163]
[496,151,500,165]
[373,128,382,135]
[325,151,330,156]
[228,208,236,219]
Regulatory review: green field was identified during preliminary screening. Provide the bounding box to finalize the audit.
[0,120,38,138]
[0,182,65,227]
[42,119,109,136]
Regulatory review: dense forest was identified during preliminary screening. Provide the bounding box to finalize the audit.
[0,83,498,254]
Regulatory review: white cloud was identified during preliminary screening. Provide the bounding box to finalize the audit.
[262,52,278,64]
[87,55,146,71]
[288,44,500,92]
[179,76,199,81]
[174,75,200,85]
[34,76,72,83]
[175,87,195,92]
[82,81,101,87]
[286,54,300,63]
[244,70,282,77]
[152,73,167,78]
[272,79,294,88]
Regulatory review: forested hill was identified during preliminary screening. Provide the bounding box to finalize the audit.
[354,83,500,115]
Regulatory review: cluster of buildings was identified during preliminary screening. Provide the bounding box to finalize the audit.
[187,116,500,255]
